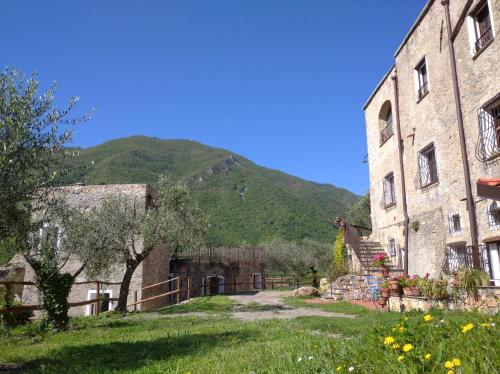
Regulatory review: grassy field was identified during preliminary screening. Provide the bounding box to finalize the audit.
[0,295,498,373]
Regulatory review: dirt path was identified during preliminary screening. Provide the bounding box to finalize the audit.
[228,291,356,321]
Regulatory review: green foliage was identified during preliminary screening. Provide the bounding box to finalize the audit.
[56,136,358,245]
[346,192,371,229]
[454,268,490,299]
[331,228,348,279]
[0,285,33,328]
[261,239,331,279]
[0,67,90,261]
[418,278,449,300]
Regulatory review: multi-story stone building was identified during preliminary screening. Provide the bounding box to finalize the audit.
[363,0,500,283]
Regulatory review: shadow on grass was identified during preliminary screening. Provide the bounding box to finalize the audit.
[25,330,254,373]
[233,303,289,312]
[158,295,232,315]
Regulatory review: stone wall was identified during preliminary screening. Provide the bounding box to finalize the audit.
[364,0,500,276]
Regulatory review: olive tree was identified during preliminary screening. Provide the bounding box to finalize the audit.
[97,176,208,312]
[0,67,91,264]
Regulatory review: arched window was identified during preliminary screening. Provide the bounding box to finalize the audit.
[379,101,394,145]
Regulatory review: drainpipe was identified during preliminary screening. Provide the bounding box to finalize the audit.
[391,72,410,276]
[441,0,480,268]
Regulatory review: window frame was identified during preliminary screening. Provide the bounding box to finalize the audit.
[417,143,439,189]
[487,201,500,230]
[415,57,429,101]
[382,172,396,209]
[448,211,462,236]
[469,0,494,55]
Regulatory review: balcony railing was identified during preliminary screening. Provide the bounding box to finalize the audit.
[415,154,438,189]
[475,94,500,162]
[380,123,393,145]
[441,244,487,274]
[417,81,428,100]
[474,27,493,53]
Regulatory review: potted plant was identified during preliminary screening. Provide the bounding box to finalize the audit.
[388,275,403,296]
[372,253,389,277]
[402,275,421,296]
[418,277,448,300]
[380,280,390,299]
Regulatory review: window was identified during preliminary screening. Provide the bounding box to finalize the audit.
[472,2,493,53]
[380,105,394,145]
[415,58,429,100]
[39,224,62,251]
[446,243,468,272]
[476,93,500,161]
[417,143,438,188]
[488,201,500,229]
[382,172,396,209]
[87,290,112,315]
[388,238,397,257]
[448,212,462,236]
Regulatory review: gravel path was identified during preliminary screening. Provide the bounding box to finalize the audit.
[228,291,356,321]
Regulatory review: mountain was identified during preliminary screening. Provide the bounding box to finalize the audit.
[58,136,358,245]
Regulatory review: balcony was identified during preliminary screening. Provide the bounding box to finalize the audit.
[441,244,487,275]
[380,123,393,145]
[474,26,493,54]
[417,81,428,101]
[475,94,500,162]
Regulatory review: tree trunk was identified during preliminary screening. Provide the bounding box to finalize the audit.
[311,269,320,289]
[115,260,140,312]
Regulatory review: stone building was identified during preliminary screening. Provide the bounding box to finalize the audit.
[363,0,500,282]
[6,184,171,316]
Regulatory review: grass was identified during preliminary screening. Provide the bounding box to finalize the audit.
[0,295,498,373]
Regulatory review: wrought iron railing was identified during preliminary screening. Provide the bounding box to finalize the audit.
[475,94,500,162]
[380,123,393,145]
[417,81,428,100]
[380,195,396,210]
[441,244,487,274]
[415,146,438,189]
[474,26,493,53]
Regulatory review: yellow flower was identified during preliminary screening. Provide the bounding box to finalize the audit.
[402,343,413,353]
[445,361,455,369]
[480,322,491,329]
[452,358,461,367]
[447,371,454,374]
[384,336,395,345]
[424,353,431,360]
[461,323,474,333]
[399,326,406,332]
[398,355,404,361]
[391,344,400,350]
[336,366,342,372]
[423,314,433,322]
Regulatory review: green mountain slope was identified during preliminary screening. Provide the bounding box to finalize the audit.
[58,136,358,245]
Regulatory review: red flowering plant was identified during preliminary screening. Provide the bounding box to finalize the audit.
[372,252,389,267]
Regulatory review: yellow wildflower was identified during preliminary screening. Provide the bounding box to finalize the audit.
[336,366,342,372]
[402,343,413,353]
[424,353,431,360]
[384,336,395,345]
[452,358,461,367]
[444,361,455,369]
[398,355,404,361]
[391,344,400,350]
[461,323,474,333]
[423,314,433,322]
[447,371,454,374]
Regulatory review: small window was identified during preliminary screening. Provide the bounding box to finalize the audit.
[388,238,397,256]
[446,243,468,272]
[487,201,500,229]
[415,58,429,100]
[39,224,62,251]
[87,290,112,315]
[417,143,438,188]
[382,172,396,209]
[472,2,493,53]
[380,106,394,145]
[448,212,462,236]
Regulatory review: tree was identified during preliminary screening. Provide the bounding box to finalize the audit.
[97,176,208,312]
[262,239,331,288]
[23,197,113,330]
[0,68,91,263]
[346,192,371,229]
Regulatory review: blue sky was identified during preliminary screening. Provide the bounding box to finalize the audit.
[1,1,426,194]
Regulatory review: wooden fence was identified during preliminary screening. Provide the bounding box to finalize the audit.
[0,274,311,315]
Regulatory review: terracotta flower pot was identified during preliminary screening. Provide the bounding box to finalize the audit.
[403,287,413,296]
[378,297,388,306]
[380,266,389,277]
[389,280,401,295]
[380,288,390,298]
[410,287,422,296]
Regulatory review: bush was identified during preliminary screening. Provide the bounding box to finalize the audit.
[0,284,33,328]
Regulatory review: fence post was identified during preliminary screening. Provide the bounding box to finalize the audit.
[134,290,138,312]
[187,277,191,300]
[95,281,100,317]
[176,278,180,304]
